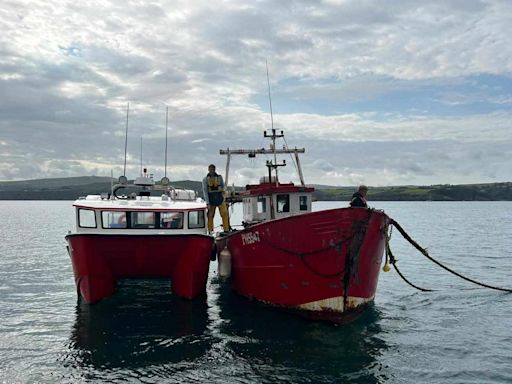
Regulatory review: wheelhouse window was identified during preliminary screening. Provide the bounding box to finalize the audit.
[160,211,184,229]
[277,194,290,213]
[244,198,252,216]
[131,211,156,229]
[188,210,205,229]
[102,211,127,228]
[299,196,308,211]
[79,209,96,228]
[257,197,267,213]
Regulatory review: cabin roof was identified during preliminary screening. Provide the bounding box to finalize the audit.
[73,195,206,211]
[239,182,315,197]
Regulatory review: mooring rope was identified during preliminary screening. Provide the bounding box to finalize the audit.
[388,218,512,293]
[260,235,350,278]
[246,217,371,279]
[384,225,434,292]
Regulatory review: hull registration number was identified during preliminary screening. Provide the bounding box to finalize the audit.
[241,231,260,245]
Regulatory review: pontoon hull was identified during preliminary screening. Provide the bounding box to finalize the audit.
[66,234,213,303]
[216,208,388,323]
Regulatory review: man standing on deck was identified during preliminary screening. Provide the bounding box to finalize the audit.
[202,164,230,233]
[350,185,369,208]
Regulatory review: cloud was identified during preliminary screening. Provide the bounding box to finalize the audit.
[0,0,510,186]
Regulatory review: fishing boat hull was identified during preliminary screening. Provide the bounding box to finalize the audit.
[216,208,388,323]
[66,234,214,303]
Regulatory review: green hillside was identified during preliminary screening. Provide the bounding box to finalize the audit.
[0,177,204,200]
[315,183,512,201]
[0,177,511,201]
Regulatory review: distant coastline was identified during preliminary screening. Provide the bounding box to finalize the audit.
[0,176,511,201]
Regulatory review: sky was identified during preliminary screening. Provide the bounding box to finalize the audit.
[1,0,511,186]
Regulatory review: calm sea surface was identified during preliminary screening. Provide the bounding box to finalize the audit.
[0,200,511,383]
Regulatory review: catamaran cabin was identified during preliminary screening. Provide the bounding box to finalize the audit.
[73,194,208,235]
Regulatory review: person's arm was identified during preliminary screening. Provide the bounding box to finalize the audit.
[202,176,210,205]
[219,175,225,191]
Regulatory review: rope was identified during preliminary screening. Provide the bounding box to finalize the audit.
[301,257,345,278]
[385,237,434,292]
[261,235,348,277]
[342,211,372,307]
[389,219,512,293]
[260,234,349,257]
[282,135,301,177]
[256,220,371,279]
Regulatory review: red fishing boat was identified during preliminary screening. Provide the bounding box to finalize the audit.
[66,171,214,304]
[215,129,389,323]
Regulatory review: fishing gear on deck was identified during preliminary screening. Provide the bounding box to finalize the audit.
[384,218,512,293]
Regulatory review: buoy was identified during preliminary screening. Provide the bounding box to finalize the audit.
[383,264,391,272]
[218,246,232,278]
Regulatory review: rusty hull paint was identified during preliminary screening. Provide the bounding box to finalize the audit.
[296,294,374,313]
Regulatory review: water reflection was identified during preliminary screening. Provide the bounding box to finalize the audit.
[211,279,390,383]
[64,279,210,371]
[62,277,390,383]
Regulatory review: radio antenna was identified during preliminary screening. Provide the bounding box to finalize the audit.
[266,60,274,130]
[140,137,143,176]
[164,106,169,178]
[265,60,279,183]
[123,102,129,176]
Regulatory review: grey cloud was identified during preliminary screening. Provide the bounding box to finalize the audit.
[0,0,511,185]
[312,159,336,173]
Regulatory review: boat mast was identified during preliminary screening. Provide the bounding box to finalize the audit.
[219,64,306,193]
[220,136,305,220]
[224,150,231,190]
[140,137,143,176]
[164,106,169,178]
[219,140,305,185]
[265,60,280,184]
[264,129,285,184]
[123,102,129,177]
[266,60,274,133]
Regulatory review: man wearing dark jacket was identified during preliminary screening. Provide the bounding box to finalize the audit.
[350,185,368,208]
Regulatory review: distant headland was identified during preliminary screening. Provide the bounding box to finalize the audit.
[0,176,511,201]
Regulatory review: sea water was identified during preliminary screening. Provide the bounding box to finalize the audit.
[0,201,511,383]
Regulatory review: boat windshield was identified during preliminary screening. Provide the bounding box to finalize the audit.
[160,212,184,229]
[94,210,205,230]
[102,211,127,229]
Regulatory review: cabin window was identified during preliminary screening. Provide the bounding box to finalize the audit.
[188,210,205,229]
[78,209,96,228]
[102,211,127,229]
[131,211,156,229]
[299,196,308,211]
[277,194,290,213]
[244,198,252,216]
[161,211,184,229]
[257,197,266,213]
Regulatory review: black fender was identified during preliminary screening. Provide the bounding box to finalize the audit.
[210,242,217,261]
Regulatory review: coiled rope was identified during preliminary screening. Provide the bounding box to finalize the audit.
[387,218,512,293]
